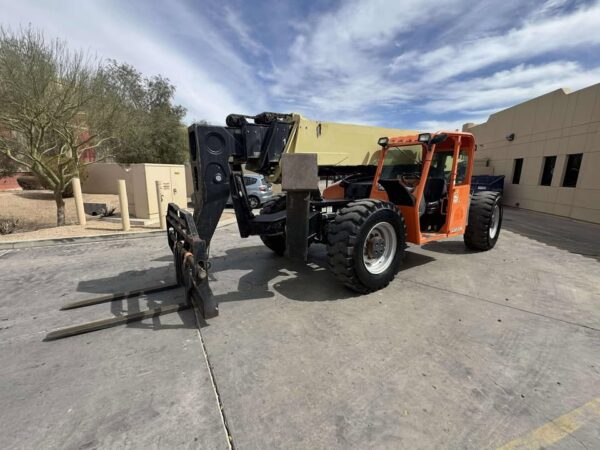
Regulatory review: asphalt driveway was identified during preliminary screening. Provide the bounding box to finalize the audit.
[1,207,599,449]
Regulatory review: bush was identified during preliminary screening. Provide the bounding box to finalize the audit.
[16,175,74,197]
[0,218,19,235]
[16,175,44,190]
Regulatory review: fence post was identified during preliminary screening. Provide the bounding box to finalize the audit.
[72,177,86,226]
[118,179,130,231]
[155,180,166,230]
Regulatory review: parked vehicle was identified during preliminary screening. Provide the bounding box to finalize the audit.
[470,175,505,194]
[227,173,273,209]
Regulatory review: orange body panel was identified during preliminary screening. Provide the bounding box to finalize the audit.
[322,131,476,246]
[322,182,345,200]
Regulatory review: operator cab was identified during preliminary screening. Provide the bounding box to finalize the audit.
[371,132,474,244]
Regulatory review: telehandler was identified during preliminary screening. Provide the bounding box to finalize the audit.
[166,112,503,320]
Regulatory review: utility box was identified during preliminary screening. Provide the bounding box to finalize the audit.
[82,163,187,220]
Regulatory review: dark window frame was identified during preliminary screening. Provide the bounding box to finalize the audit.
[512,158,523,185]
[540,156,557,186]
[562,153,583,188]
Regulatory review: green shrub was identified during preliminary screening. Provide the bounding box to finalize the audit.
[16,175,74,197]
[16,176,43,190]
[0,218,19,235]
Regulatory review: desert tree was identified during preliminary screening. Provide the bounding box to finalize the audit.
[103,60,188,165]
[0,27,123,225]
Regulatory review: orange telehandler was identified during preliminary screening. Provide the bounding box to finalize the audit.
[45,112,503,340]
[166,112,503,319]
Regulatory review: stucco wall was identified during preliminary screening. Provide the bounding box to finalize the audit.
[465,84,600,224]
[82,162,186,219]
[81,163,129,195]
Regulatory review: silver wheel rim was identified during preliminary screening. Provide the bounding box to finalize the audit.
[489,204,500,239]
[362,222,397,274]
[249,197,259,208]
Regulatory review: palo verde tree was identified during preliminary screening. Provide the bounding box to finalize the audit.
[0,27,123,226]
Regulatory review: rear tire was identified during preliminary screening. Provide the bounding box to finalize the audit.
[327,199,406,293]
[464,191,502,251]
[259,194,286,256]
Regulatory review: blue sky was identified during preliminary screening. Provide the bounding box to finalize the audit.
[2,0,600,130]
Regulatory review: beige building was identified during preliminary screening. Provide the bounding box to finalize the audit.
[464,83,600,224]
[82,163,187,220]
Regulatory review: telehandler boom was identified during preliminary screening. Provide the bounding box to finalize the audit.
[166,112,503,320]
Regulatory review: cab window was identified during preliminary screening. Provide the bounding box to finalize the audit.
[429,151,453,182]
[380,145,423,179]
[455,150,469,185]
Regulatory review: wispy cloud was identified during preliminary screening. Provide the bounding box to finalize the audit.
[223,6,268,56]
[2,0,600,129]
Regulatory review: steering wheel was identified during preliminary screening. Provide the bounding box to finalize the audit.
[399,172,421,186]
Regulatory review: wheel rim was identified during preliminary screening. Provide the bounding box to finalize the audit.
[489,203,500,239]
[362,222,397,274]
[249,197,259,208]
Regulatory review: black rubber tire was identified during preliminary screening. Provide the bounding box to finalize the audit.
[464,191,503,251]
[326,199,406,293]
[259,194,286,256]
[248,195,260,209]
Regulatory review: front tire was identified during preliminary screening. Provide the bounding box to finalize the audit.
[259,194,286,256]
[327,199,406,293]
[464,191,503,250]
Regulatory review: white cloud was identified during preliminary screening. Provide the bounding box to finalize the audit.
[416,119,469,132]
[223,6,268,56]
[423,61,600,113]
[0,0,257,124]
[269,0,600,125]
[393,1,600,83]
[2,0,599,129]
[269,0,458,116]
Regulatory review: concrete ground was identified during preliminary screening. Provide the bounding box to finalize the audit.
[0,207,599,449]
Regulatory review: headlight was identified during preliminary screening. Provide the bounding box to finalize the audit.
[377,137,389,147]
[418,133,431,143]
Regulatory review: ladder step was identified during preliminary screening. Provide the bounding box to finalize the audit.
[45,303,191,341]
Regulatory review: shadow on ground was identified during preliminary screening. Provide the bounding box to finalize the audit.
[210,245,435,304]
[75,244,437,326]
[502,207,600,261]
[16,191,55,200]
[421,240,473,255]
[74,265,193,332]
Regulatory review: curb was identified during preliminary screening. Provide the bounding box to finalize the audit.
[0,217,238,250]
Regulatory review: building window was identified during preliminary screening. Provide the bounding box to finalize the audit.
[562,153,583,188]
[540,156,556,186]
[512,158,523,184]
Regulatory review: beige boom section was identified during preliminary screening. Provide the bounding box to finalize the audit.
[269,114,416,181]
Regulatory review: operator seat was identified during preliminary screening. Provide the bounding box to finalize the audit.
[421,178,447,215]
